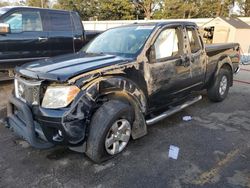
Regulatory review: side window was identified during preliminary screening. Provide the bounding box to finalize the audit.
[49,12,71,31]
[4,11,43,33]
[154,28,179,60]
[3,12,22,33]
[72,12,83,32]
[22,11,43,32]
[187,28,201,53]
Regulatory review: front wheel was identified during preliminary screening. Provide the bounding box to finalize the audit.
[207,68,231,102]
[86,100,134,163]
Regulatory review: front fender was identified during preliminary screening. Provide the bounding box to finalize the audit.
[83,76,148,139]
[65,76,148,140]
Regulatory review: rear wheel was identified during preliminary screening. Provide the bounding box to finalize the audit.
[207,68,231,102]
[86,100,134,163]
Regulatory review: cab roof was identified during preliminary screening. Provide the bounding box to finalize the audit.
[117,21,198,29]
[0,6,76,14]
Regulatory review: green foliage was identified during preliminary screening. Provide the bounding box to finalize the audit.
[98,0,135,20]
[55,0,99,20]
[153,0,233,19]
[27,0,50,8]
[0,1,10,7]
[246,0,250,16]
[1,0,250,20]
[133,0,161,19]
[55,0,135,20]
[238,0,250,16]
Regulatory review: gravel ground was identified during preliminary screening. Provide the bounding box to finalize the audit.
[0,80,13,117]
[0,65,249,188]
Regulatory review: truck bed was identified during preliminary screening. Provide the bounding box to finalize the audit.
[205,43,239,54]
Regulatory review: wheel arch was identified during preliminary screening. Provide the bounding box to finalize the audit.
[215,55,234,86]
[82,76,148,139]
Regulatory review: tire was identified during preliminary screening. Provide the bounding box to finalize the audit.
[86,100,134,163]
[207,68,231,102]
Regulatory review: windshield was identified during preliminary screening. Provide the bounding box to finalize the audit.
[83,25,155,58]
[0,7,9,16]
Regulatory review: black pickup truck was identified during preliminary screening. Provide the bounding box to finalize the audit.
[7,22,240,163]
[0,6,99,81]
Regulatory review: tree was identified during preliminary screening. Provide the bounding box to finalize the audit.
[54,0,99,20]
[27,0,49,8]
[133,0,161,19]
[196,0,231,18]
[153,0,201,19]
[0,1,10,7]
[55,0,136,20]
[237,0,250,16]
[245,0,250,16]
[215,0,232,17]
[52,0,248,20]
[153,0,233,19]
[98,0,135,20]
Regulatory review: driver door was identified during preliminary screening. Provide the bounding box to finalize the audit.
[146,25,192,110]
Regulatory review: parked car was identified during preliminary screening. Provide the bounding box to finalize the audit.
[7,22,240,163]
[0,6,100,81]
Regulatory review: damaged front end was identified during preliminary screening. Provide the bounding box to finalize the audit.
[7,75,94,149]
[7,60,148,150]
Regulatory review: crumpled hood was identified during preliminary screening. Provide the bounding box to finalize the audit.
[16,52,129,82]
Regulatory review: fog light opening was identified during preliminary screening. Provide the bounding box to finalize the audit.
[52,130,64,142]
[58,130,63,137]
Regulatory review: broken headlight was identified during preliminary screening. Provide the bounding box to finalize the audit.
[42,85,80,109]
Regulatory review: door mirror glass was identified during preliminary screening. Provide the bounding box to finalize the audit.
[0,23,10,34]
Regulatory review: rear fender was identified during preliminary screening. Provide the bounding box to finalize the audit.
[214,56,234,86]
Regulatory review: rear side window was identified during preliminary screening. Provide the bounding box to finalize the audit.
[49,12,71,31]
[187,27,202,53]
[3,10,43,33]
[154,28,179,60]
[72,12,83,31]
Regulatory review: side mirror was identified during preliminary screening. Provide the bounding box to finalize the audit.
[0,23,10,34]
[147,45,156,64]
[177,55,190,67]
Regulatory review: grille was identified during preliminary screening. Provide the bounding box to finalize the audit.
[14,77,42,105]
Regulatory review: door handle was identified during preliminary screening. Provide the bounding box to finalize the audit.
[184,60,191,67]
[38,37,48,42]
[74,36,82,40]
[180,55,191,67]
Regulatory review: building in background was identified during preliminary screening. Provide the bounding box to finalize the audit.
[202,17,250,54]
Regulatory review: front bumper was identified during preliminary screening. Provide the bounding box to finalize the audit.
[7,94,87,149]
[7,95,54,149]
